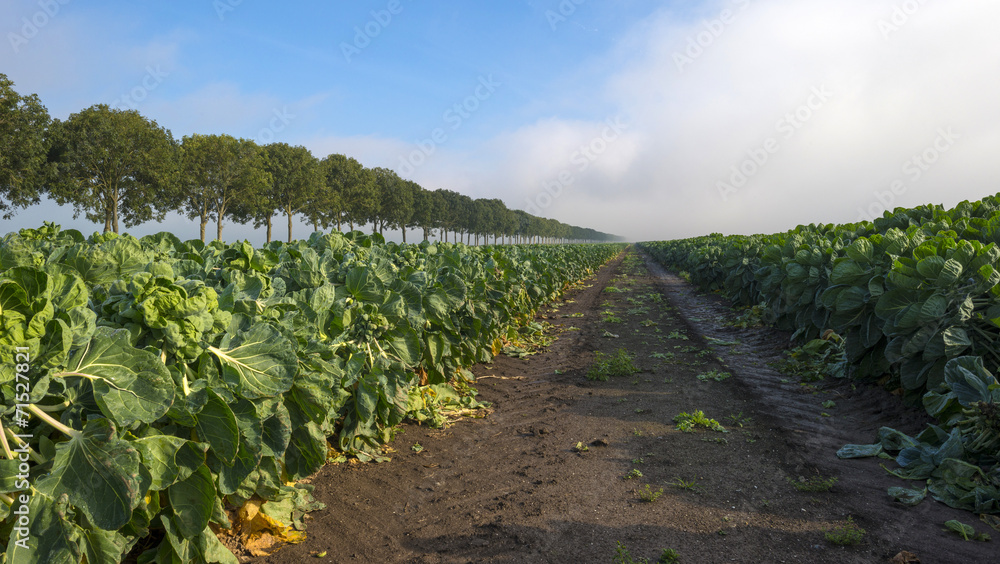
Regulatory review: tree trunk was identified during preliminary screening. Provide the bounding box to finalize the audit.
[216,196,228,242]
[287,208,294,243]
[203,198,210,241]
[266,215,273,243]
[402,226,407,243]
[112,194,119,234]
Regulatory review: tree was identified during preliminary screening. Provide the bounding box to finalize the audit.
[411,187,445,241]
[262,143,322,243]
[438,190,473,244]
[48,105,178,233]
[314,154,351,232]
[470,199,490,245]
[487,199,516,244]
[302,173,340,234]
[434,189,456,243]
[343,165,378,232]
[511,210,531,244]
[367,168,392,235]
[528,215,546,244]
[316,154,376,232]
[0,74,51,219]
[369,169,414,240]
[468,198,510,245]
[178,134,270,241]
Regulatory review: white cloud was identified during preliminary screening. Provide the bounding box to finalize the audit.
[511,0,1000,240]
[312,0,1000,241]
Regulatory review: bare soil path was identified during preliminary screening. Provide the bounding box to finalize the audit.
[253,248,995,564]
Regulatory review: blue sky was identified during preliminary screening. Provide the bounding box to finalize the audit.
[3,1,1000,243]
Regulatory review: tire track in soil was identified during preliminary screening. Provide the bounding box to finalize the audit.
[641,251,996,564]
[252,248,994,564]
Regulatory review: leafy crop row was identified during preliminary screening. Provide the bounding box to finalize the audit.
[639,193,1000,517]
[0,222,623,563]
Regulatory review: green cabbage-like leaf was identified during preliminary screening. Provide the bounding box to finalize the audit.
[55,327,174,427]
[836,443,883,458]
[888,486,927,506]
[4,492,81,564]
[157,515,239,564]
[133,436,207,492]
[209,323,297,400]
[944,356,998,406]
[194,389,240,465]
[35,418,147,531]
[167,464,216,539]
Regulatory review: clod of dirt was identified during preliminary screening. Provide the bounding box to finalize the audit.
[590,439,610,447]
[890,551,920,564]
[517,426,552,436]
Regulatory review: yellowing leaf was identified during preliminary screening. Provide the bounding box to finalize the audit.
[232,497,308,557]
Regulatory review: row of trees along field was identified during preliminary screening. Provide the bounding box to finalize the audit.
[0,74,620,244]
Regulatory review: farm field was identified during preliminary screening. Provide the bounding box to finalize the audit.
[0,225,621,563]
[4,4,999,562]
[5,198,1000,563]
[246,248,994,564]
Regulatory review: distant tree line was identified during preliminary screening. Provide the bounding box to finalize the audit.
[0,74,620,244]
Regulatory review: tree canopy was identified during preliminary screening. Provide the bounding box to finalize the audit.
[48,104,178,233]
[0,73,52,219]
[264,142,323,243]
[178,134,271,241]
[0,83,622,243]
[316,154,373,232]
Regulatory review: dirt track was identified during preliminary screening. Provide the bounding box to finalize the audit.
[254,248,995,564]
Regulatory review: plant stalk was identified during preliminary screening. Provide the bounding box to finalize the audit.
[27,404,81,439]
[3,427,45,464]
[0,420,13,460]
[35,401,71,412]
[52,370,98,382]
